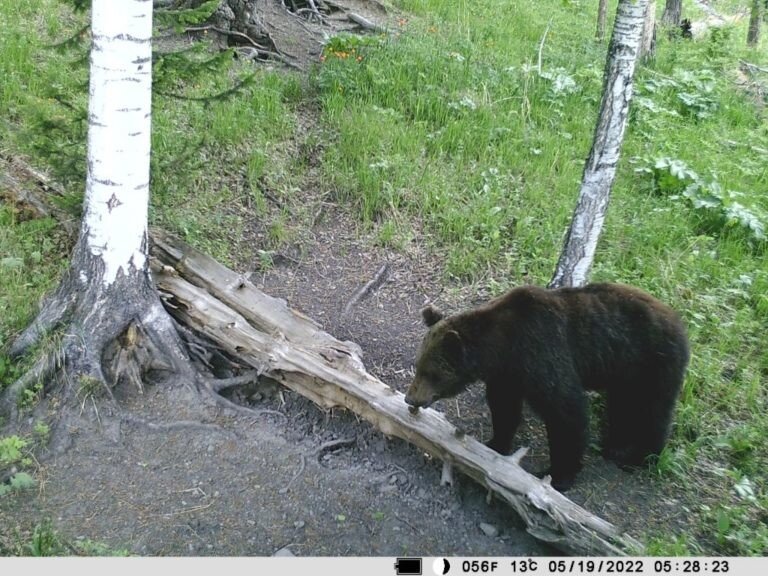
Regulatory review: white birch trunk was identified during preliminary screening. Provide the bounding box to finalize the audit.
[549,0,648,289]
[83,0,153,285]
[5,0,189,421]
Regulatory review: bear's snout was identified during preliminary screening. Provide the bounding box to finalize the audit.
[404,381,438,408]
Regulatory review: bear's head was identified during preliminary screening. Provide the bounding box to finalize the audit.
[405,305,473,409]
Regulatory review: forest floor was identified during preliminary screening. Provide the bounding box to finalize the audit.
[0,146,687,556]
[0,0,753,558]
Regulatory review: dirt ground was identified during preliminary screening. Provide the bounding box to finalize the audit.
[1,0,697,557]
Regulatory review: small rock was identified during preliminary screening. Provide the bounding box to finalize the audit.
[294,520,305,529]
[417,488,426,498]
[273,547,295,557]
[479,522,499,537]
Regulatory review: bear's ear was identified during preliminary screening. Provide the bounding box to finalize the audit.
[442,330,465,361]
[422,305,444,327]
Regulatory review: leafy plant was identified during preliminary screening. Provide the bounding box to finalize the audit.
[634,156,767,244]
[0,435,36,497]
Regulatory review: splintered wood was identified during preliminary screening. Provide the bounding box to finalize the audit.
[150,230,643,556]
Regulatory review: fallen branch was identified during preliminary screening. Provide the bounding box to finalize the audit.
[347,12,388,33]
[150,231,644,556]
[341,262,390,320]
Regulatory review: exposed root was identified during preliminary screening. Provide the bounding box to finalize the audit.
[208,389,287,421]
[313,435,356,461]
[105,321,175,394]
[205,371,262,392]
[8,291,76,359]
[0,354,58,422]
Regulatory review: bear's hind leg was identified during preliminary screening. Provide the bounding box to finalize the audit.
[604,367,683,467]
[603,386,642,466]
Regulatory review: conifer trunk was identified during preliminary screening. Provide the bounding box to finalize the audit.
[661,0,682,27]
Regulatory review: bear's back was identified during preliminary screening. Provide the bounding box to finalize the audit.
[557,283,689,386]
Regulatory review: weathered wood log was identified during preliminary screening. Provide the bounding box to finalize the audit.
[150,230,644,556]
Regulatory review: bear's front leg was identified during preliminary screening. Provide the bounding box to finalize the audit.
[485,383,523,455]
[542,390,589,492]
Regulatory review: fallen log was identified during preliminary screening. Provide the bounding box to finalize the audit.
[150,230,644,556]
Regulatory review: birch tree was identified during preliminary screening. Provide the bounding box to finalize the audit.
[2,0,191,434]
[550,0,649,288]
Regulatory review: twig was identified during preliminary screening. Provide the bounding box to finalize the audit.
[740,60,768,75]
[278,454,306,494]
[537,17,553,75]
[341,263,390,319]
[394,512,418,532]
[313,435,356,461]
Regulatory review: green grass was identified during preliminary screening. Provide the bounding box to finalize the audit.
[311,0,768,553]
[1,0,767,556]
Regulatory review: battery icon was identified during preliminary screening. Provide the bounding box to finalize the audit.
[394,557,423,575]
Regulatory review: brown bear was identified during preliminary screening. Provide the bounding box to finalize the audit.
[405,283,690,492]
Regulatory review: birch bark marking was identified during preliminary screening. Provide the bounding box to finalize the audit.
[549,0,648,289]
[84,0,153,285]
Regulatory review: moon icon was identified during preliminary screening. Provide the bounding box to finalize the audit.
[432,558,450,575]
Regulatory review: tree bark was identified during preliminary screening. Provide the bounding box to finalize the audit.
[150,230,645,557]
[597,0,608,41]
[2,0,191,438]
[661,0,682,27]
[640,0,656,61]
[747,0,764,46]
[550,0,648,289]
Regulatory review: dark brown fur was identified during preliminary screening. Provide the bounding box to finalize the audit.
[405,283,690,491]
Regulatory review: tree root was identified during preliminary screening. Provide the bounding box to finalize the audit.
[0,354,58,422]
[205,371,262,392]
[206,390,287,421]
[313,435,356,461]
